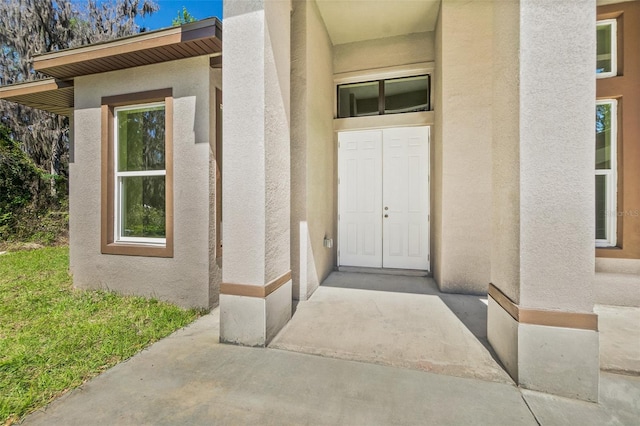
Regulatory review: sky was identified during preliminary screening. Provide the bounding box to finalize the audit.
[137,0,223,31]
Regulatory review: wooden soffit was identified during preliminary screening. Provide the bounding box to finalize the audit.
[0,78,74,116]
[33,18,222,79]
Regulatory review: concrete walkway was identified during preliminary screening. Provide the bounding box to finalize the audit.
[271,272,511,384]
[24,309,640,425]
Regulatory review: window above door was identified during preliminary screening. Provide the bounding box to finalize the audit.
[337,75,430,118]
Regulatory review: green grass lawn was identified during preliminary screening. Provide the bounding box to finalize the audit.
[0,247,202,425]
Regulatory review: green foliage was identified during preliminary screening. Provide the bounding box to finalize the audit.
[122,198,166,238]
[0,0,159,246]
[172,6,197,26]
[0,126,39,212]
[0,125,68,245]
[0,247,202,425]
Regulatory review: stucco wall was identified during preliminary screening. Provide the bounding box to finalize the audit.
[70,57,215,309]
[222,0,291,287]
[435,0,493,294]
[334,31,435,75]
[518,0,595,311]
[220,0,292,346]
[263,0,292,284]
[491,0,521,303]
[432,4,443,285]
[291,0,335,300]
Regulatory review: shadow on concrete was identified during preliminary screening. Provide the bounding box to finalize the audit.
[321,270,441,295]
[320,270,507,373]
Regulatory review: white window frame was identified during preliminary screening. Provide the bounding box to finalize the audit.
[113,102,167,246]
[597,19,617,79]
[596,99,617,248]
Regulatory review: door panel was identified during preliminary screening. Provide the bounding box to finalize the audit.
[382,127,430,270]
[338,130,383,267]
[338,127,429,270]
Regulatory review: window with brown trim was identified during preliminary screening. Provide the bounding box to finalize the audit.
[596,1,640,259]
[101,88,174,257]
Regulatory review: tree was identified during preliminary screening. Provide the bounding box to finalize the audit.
[172,6,197,26]
[0,0,158,197]
[0,124,54,242]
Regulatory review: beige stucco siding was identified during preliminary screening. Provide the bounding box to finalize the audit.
[490,0,521,303]
[70,56,214,309]
[435,0,493,294]
[333,31,435,75]
[432,4,443,285]
[291,0,335,300]
[518,0,595,311]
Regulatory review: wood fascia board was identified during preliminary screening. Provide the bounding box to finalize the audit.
[0,78,73,99]
[34,19,222,73]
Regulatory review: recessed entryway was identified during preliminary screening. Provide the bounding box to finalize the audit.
[270,272,511,384]
[338,126,430,270]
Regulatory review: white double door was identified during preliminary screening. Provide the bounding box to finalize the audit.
[338,126,430,270]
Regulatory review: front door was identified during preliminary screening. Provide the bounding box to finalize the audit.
[338,126,430,270]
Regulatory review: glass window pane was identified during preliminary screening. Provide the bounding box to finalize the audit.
[595,175,607,240]
[384,75,429,114]
[118,105,165,172]
[597,23,613,74]
[338,81,380,118]
[121,176,166,238]
[596,103,612,169]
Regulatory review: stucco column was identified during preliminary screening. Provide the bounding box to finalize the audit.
[489,0,599,401]
[433,0,493,294]
[220,0,292,346]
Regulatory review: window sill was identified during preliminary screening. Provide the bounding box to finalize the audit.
[101,242,173,258]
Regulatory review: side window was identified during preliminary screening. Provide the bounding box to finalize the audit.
[114,103,167,244]
[596,2,640,258]
[596,19,617,78]
[595,99,617,247]
[101,89,173,257]
[595,16,619,248]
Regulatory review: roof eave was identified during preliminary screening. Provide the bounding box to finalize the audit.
[0,78,74,116]
[33,17,222,80]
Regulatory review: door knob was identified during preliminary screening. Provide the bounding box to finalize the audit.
[384,214,389,218]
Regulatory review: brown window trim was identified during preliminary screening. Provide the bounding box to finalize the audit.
[101,88,174,257]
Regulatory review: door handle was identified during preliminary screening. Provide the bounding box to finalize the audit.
[384,214,388,218]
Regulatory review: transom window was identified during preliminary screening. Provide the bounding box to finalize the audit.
[337,75,430,118]
[114,103,166,245]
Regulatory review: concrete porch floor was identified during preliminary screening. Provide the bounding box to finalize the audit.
[270,272,513,384]
[24,307,640,425]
